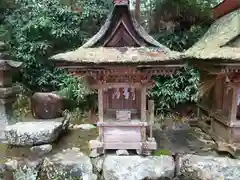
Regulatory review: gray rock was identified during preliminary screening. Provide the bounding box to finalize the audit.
[4,157,42,171]
[30,144,52,156]
[68,123,74,129]
[179,154,240,180]
[23,158,42,169]
[0,163,7,173]
[89,149,101,158]
[116,149,129,156]
[4,121,66,146]
[39,148,96,180]
[73,124,96,130]
[91,156,104,173]
[102,155,175,180]
[12,165,38,180]
[71,147,80,151]
[5,159,18,170]
[0,163,7,178]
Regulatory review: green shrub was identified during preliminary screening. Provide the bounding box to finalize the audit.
[150,67,200,114]
[5,0,111,109]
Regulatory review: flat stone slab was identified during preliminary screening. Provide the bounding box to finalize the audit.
[179,154,240,180]
[153,127,216,155]
[4,121,64,146]
[39,148,96,180]
[102,155,175,180]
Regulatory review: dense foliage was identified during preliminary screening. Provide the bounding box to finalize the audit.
[151,26,207,113]
[155,25,209,52]
[146,0,217,113]
[4,0,112,108]
[150,67,200,113]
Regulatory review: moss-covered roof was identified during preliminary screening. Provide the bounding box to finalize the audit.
[185,8,240,61]
[187,47,240,61]
[51,47,182,64]
[51,4,182,64]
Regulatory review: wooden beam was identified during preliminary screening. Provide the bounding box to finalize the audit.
[91,82,153,89]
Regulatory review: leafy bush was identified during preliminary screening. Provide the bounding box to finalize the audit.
[57,75,96,108]
[150,67,200,114]
[150,25,206,114]
[5,0,111,104]
[154,25,209,52]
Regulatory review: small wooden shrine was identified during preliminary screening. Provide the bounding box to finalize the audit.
[51,0,184,154]
[186,2,240,156]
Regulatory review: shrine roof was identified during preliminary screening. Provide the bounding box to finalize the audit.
[51,1,182,64]
[186,47,240,62]
[51,47,182,64]
[185,8,240,61]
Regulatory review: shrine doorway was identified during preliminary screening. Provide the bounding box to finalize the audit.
[103,87,141,121]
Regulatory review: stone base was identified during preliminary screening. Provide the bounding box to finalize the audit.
[89,138,157,155]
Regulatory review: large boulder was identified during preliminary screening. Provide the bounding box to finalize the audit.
[1,157,42,180]
[102,155,175,180]
[31,92,65,119]
[4,120,67,146]
[39,148,96,180]
[179,154,240,180]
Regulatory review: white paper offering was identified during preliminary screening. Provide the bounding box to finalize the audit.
[123,87,129,99]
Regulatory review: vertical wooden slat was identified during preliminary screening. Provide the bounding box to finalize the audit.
[141,86,147,145]
[148,100,154,138]
[222,85,230,116]
[228,86,238,122]
[215,76,223,110]
[141,87,147,121]
[98,88,104,141]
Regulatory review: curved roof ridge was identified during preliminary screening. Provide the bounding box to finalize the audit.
[81,5,171,52]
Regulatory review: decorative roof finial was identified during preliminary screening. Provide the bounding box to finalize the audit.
[113,0,129,6]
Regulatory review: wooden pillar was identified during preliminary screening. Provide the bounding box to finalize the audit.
[141,86,147,143]
[141,86,147,121]
[148,100,154,138]
[228,86,238,122]
[135,0,140,23]
[98,88,104,141]
[215,76,223,110]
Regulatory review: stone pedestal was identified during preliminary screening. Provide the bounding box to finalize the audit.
[0,59,21,141]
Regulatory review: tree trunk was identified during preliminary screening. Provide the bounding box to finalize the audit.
[135,0,140,23]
